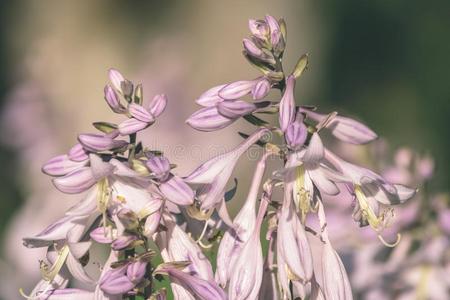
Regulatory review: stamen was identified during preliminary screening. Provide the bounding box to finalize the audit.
[198,240,214,249]
[195,221,209,243]
[377,233,402,248]
[96,178,111,227]
[19,288,35,299]
[354,185,382,230]
[295,165,311,223]
[40,245,70,282]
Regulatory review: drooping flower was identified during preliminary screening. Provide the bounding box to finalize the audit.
[184,128,269,210]
[215,151,271,286]
[153,262,227,300]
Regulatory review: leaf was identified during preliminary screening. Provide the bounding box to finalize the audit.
[243,114,269,126]
[93,121,118,134]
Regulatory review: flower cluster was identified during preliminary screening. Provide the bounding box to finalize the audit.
[22,15,419,300]
[186,15,416,299]
[346,147,450,299]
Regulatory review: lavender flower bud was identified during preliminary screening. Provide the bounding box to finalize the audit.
[52,167,96,194]
[146,155,171,182]
[111,234,138,250]
[104,85,126,113]
[128,103,155,123]
[159,175,195,206]
[303,109,377,144]
[251,77,271,100]
[78,133,128,152]
[218,80,256,100]
[243,38,263,57]
[127,260,147,284]
[68,143,89,162]
[108,68,125,92]
[118,118,150,135]
[100,266,134,295]
[186,106,235,132]
[265,15,281,47]
[248,19,269,40]
[148,94,168,117]
[90,227,117,244]
[196,84,226,107]
[144,210,161,237]
[285,121,307,150]
[217,100,257,119]
[279,75,296,131]
[42,154,88,177]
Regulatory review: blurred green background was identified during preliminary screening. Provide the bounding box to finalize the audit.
[0,0,448,298]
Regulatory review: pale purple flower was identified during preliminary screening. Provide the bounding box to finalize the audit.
[164,217,214,281]
[285,116,307,150]
[252,77,271,100]
[279,75,296,132]
[243,39,276,65]
[78,133,128,152]
[325,150,416,232]
[216,152,270,286]
[42,154,89,177]
[148,94,168,117]
[265,15,281,47]
[277,194,314,284]
[184,128,269,210]
[302,108,377,144]
[104,85,126,113]
[108,68,125,92]
[154,263,227,300]
[218,80,256,100]
[68,143,89,162]
[186,106,235,131]
[216,99,258,119]
[248,19,270,40]
[195,84,226,107]
[228,192,268,300]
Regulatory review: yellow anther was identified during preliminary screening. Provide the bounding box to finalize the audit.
[116,195,127,203]
[295,166,311,223]
[354,185,382,230]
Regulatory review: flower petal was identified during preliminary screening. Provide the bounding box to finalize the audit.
[118,118,150,135]
[279,75,296,131]
[148,94,167,117]
[218,80,256,100]
[52,167,96,194]
[159,175,195,206]
[217,99,257,119]
[42,154,88,177]
[186,106,235,132]
[196,84,226,107]
[128,103,154,123]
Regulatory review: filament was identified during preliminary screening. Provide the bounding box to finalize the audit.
[377,233,402,248]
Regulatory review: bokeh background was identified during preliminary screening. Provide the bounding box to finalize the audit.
[0,1,449,299]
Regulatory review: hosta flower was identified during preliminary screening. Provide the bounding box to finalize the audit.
[279,75,296,132]
[145,154,195,206]
[302,108,377,145]
[216,151,271,286]
[228,194,269,300]
[154,262,227,300]
[184,128,269,210]
[277,178,314,285]
[325,150,416,235]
